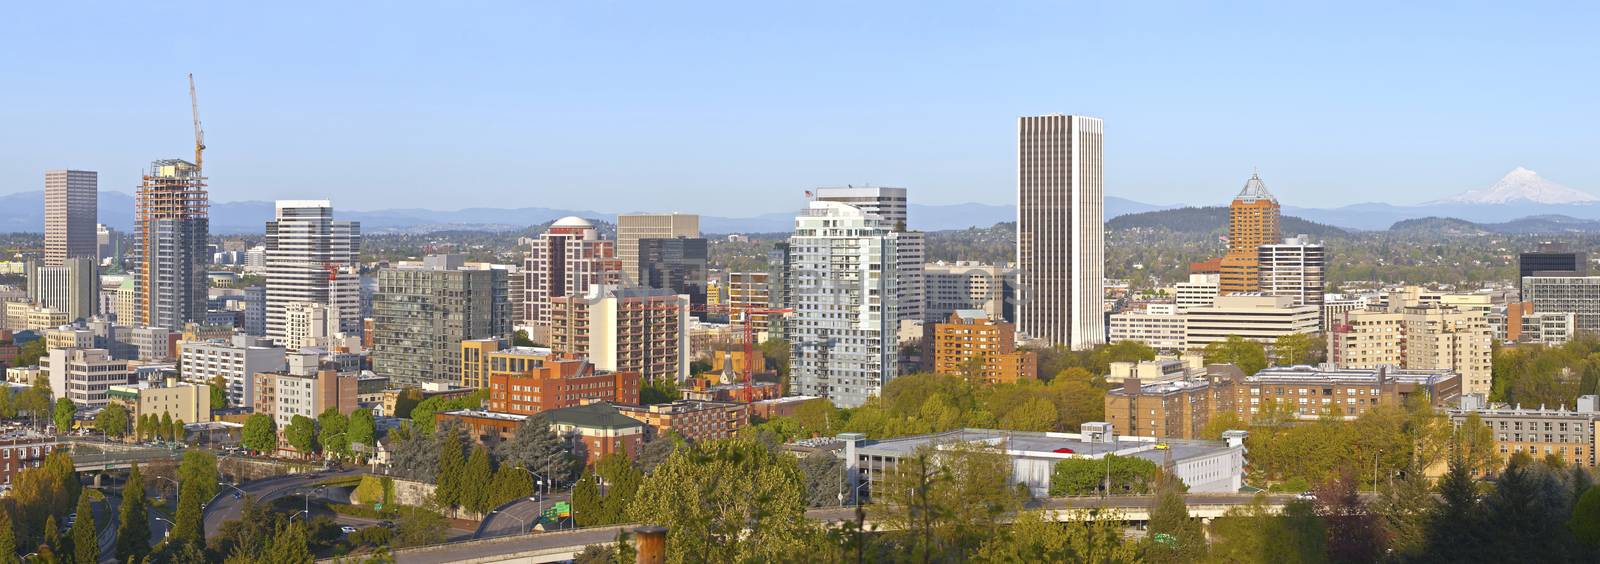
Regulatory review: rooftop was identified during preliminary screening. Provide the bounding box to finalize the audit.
[543,402,646,430]
[851,428,1238,466]
[1234,172,1277,204]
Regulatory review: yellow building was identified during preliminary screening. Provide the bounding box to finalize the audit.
[107,379,212,424]
[460,338,504,389]
[1218,173,1280,295]
[930,310,1037,385]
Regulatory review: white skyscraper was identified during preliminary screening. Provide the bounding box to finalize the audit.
[815,186,924,323]
[1258,235,1327,308]
[1016,114,1104,350]
[788,200,899,408]
[264,200,361,344]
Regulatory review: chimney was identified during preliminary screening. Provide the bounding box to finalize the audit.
[1123,377,1142,395]
[635,525,667,564]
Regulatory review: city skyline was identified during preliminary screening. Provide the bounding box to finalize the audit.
[4,2,1598,215]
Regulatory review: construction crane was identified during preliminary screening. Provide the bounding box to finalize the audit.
[188,73,206,170]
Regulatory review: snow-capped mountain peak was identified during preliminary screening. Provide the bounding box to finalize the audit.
[1440,167,1599,204]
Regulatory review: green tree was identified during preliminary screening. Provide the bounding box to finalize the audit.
[210,374,229,410]
[627,437,814,564]
[70,490,97,564]
[0,507,16,564]
[1048,454,1159,496]
[1273,332,1323,366]
[172,478,207,544]
[1202,335,1268,375]
[1100,340,1156,365]
[1455,412,1501,476]
[571,469,602,527]
[15,339,45,367]
[41,515,61,561]
[178,449,221,501]
[1372,462,1432,560]
[512,329,535,347]
[17,386,51,429]
[880,442,1025,561]
[117,463,152,562]
[434,426,467,508]
[639,379,679,405]
[52,397,75,434]
[160,411,174,442]
[461,444,494,514]
[975,509,1139,563]
[798,449,845,508]
[347,408,377,459]
[242,413,277,454]
[1572,486,1600,548]
[94,401,130,438]
[262,521,313,564]
[487,464,534,511]
[1208,496,1326,564]
[317,407,350,459]
[285,414,317,456]
[1423,459,1484,561]
[1145,470,1205,563]
[393,507,448,548]
[173,417,185,442]
[997,396,1057,432]
[495,415,578,485]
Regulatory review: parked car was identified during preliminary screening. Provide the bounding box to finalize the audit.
[340,526,358,535]
[1295,491,1317,501]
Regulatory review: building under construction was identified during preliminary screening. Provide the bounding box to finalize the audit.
[133,158,209,330]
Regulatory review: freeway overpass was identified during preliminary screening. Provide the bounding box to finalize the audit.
[370,493,1303,564]
[64,439,186,472]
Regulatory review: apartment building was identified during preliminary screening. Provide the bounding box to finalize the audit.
[1108,304,1186,352]
[1450,395,1600,470]
[549,285,689,385]
[43,348,132,409]
[615,400,750,442]
[106,378,211,424]
[178,335,286,408]
[929,310,1036,384]
[923,261,1013,323]
[485,355,641,415]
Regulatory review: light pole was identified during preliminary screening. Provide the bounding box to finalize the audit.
[154,517,175,539]
[516,466,545,525]
[490,509,528,535]
[1373,449,1383,494]
[218,482,245,499]
[852,481,871,506]
[156,476,180,502]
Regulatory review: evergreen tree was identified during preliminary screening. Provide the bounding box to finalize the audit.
[42,515,61,559]
[494,415,578,485]
[1373,462,1432,560]
[172,479,207,544]
[0,508,17,564]
[1145,470,1205,563]
[70,491,97,564]
[571,470,603,527]
[595,453,642,523]
[117,463,152,562]
[461,444,494,514]
[263,521,313,564]
[1482,458,1573,562]
[1423,459,1484,561]
[434,427,467,508]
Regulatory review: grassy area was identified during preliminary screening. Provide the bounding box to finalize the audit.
[314,475,364,488]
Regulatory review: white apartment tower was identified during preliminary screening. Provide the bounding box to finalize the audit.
[524,217,622,328]
[1016,115,1104,350]
[264,200,361,344]
[44,170,98,266]
[1259,235,1326,308]
[788,200,899,408]
[815,186,925,322]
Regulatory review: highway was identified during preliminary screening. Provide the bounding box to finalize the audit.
[201,469,365,539]
[477,491,572,539]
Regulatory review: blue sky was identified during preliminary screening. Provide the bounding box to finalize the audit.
[2,1,1596,216]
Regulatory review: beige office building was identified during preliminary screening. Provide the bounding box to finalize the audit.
[44,170,98,266]
[108,379,211,424]
[1183,294,1319,350]
[1016,114,1104,350]
[616,213,699,285]
[1329,292,1494,397]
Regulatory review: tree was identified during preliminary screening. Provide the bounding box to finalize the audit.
[52,398,75,434]
[1273,332,1323,366]
[512,329,535,347]
[261,521,313,564]
[0,506,16,564]
[1372,461,1432,560]
[1100,340,1156,365]
[1208,496,1325,564]
[393,507,448,548]
[1423,459,1484,561]
[285,414,317,456]
[1456,412,1501,476]
[1145,470,1205,563]
[1202,335,1268,375]
[71,490,97,564]
[975,510,1139,563]
[117,463,152,562]
[173,417,185,442]
[210,374,229,410]
[242,413,277,454]
[386,423,441,482]
[997,397,1057,432]
[317,408,350,459]
[173,476,208,544]
[495,415,578,486]
[635,438,677,475]
[17,386,51,430]
[1573,486,1600,549]
[639,379,679,405]
[1479,457,1575,562]
[627,437,814,563]
[486,464,534,511]
[15,339,45,367]
[178,449,221,502]
[95,401,130,439]
[571,469,602,527]
[41,515,60,561]
[1048,454,1159,496]
[799,450,845,508]
[461,444,495,514]
[434,426,467,508]
[1314,473,1385,564]
[160,411,174,442]
[879,442,1025,561]
[347,408,377,459]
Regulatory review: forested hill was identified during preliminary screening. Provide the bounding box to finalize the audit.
[1108,206,1351,239]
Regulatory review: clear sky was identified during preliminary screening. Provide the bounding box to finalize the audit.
[3,1,1596,215]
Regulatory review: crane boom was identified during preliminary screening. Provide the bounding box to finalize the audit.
[188,73,205,170]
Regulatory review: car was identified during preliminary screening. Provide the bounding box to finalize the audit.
[1294,491,1317,501]
[233,492,242,500]
[1051,447,1075,454]
[340,526,358,535]
[378,520,395,529]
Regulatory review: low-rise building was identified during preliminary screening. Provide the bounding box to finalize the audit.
[106,377,211,424]
[1183,294,1320,351]
[1108,304,1186,352]
[486,355,640,416]
[545,402,647,465]
[0,431,59,485]
[615,400,749,442]
[1449,394,1600,470]
[43,348,132,408]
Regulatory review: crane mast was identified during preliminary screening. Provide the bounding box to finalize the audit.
[188,73,205,170]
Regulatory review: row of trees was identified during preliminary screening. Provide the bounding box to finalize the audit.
[1492,336,1600,410]
[239,408,378,460]
[383,416,577,517]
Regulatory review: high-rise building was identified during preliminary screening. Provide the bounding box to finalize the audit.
[133,159,209,330]
[178,335,285,408]
[637,237,708,317]
[1218,173,1281,295]
[616,213,699,285]
[524,217,622,328]
[923,261,1014,323]
[816,186,925,322]
[1016,115,1104,349]
[1328,292,1494,397]
[726,272,772,330]
[44,170,98,267]
[1519,243,1587,292]
[371,255,512,386]
[788,200,899,408]
[1258,235,1326,308]
[1522,275,1600,335]
[549,284,690,384]
[929,310,1036,384]
[26,257,98,321]
[96,224,123,269]
[264,200,361,344]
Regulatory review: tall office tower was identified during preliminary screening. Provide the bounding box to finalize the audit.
[788,200,899,408]
[637,237,709,317]
[815,187,925,322]
[44,170,98,267]
[1016,114,1104,350]
[371,255,512,386]
[1519,242,1587,293]
[524,217,622,327]
[263,200,362,344]
[549,285,690,385]
[1258,235,1326,308]
[133,159,209,330]
[1218,173,1281,294]
[96,224,123,269]
[505,264,527,326]
[26,257,98,321]
[617,213,699,285]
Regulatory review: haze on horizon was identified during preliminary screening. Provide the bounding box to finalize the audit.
[2,1,1596,216]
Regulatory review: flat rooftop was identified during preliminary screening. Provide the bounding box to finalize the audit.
[851,428,1238,465]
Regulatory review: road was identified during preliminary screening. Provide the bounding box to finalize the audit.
[477,492,572,539]
[395,525,635,564]
[202,469,365,539]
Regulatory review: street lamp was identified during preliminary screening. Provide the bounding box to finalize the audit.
[489,509,528,535]
[515,466,545,525]
[155,476,180,501]
[154,517,175,539]
[1373,449,1384,494]
[852,481,871,506]
[218,482,245,500]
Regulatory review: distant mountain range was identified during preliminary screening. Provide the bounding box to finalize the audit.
[0,167,1594,234]
[1109,207,1351,239]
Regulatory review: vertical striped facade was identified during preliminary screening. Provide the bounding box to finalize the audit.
[1017,115,1104,350]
